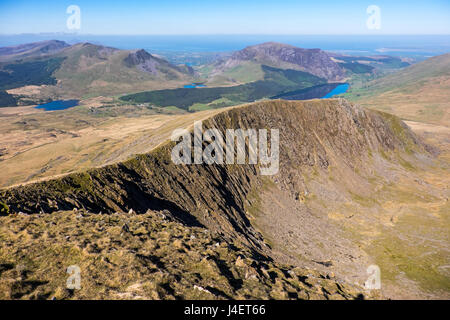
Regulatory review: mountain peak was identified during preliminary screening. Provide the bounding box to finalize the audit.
[127,49,155,62]
[123,49,165,74]
[216,42,344,81]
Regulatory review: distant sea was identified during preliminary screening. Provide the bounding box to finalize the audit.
[1,34,449,62]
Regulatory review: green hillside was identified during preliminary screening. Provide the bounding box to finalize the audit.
[120,65,325,110]
[51,44,194,98]
[0,90,18,107]
[0,57,65,90]
[344,53,450,126]
[0,42,195,104]
[338,62,374,74]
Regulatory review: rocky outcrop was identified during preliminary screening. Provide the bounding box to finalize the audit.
[124,49,162,74]
[124,49,194,76]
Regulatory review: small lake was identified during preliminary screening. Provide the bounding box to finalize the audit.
[271,83,349,101]
[35,100,79,111]
[184,83,206,88]
[321,83,349,99]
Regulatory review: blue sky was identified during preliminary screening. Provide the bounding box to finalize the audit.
[0,0,449,35]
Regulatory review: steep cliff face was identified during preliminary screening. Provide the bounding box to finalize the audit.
[0,98,435,299]
[0,99,424,245]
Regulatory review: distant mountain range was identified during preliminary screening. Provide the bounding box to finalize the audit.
[0,40,195,104]
[0,40,347,107]
[0,40,416,109]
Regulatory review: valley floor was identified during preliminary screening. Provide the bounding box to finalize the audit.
[0,100,225,188]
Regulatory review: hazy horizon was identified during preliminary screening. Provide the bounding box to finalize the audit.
[1,0,449,35]
[1,34,449,60]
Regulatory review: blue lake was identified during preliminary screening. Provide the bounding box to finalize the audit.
[321,83,349,99]
[184,83,206,88]
[35,100,79,111]
[272,83,349,101]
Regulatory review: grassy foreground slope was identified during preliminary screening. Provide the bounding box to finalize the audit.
[345,53,450,126]
[0,210,369,300]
